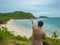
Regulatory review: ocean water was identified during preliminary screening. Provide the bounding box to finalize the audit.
[11,18,60,38]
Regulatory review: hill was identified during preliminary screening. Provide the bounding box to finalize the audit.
[39,16,48,18]
[0,11,35,24]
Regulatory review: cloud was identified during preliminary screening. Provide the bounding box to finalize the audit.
[29,0,54,5]
[9,0,53,8]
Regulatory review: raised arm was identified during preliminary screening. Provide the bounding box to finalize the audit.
[31,18,35,29]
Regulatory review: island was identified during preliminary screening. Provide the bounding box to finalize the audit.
[39,16,48,18]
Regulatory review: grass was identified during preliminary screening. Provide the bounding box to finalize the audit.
[0,27,60,45]
[41,37,60,45]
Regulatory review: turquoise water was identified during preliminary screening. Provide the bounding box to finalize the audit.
[11,18,60,38]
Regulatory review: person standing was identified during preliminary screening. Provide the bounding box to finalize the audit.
[31,18,46,45]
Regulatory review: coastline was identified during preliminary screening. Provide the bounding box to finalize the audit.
[1,19,32,38]
[1,19,60,39]
[0,19,54,38]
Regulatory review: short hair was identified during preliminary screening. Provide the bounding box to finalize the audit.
[38,21,44,27]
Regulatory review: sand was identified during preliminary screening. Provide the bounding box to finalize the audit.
[1,19,32,38]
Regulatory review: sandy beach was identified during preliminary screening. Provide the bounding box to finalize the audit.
[1,19,32,38]
[0,19,51,38]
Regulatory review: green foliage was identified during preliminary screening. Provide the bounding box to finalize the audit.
[46,38,60,45]
[0,26,29,45]
[15,35,28,41]
[0,27,14,42]
[45,31,60,45]
[0,11,35,24]
[52,31,58,40]
[0,26,60,45]
[29,36,32,41]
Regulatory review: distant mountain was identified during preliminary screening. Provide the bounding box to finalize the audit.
[39,16,48,18]
[0,11,35,24]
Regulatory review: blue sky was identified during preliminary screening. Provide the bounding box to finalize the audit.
[0,0,60,17]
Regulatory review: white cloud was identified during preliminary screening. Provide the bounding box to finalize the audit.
[20,0,54,6]
[30,0,54,5]
[15,0,54,12]
[14,0,54,8]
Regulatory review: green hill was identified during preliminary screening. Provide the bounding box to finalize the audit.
[0,11,35,24]
[39,16,48,18]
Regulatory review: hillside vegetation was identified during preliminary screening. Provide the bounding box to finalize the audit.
[0,11,35,24]
[0,26,60,45]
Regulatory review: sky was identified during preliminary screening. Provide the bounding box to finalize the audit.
[0,0,60,17]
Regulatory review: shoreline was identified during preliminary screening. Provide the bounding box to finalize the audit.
[1,19,60,39]
[1,19,32,38]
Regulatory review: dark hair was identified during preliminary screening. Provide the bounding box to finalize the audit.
[38,21,44,27]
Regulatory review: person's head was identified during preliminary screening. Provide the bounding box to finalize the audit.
[38,21,44,27]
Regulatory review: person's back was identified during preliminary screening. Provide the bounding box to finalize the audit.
[32,26,46,45]
[31,18,46,45]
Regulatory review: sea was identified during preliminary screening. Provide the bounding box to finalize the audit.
[9,18,60,38]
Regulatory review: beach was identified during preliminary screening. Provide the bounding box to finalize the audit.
[1,18,60,39]
[1,19,32,38]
